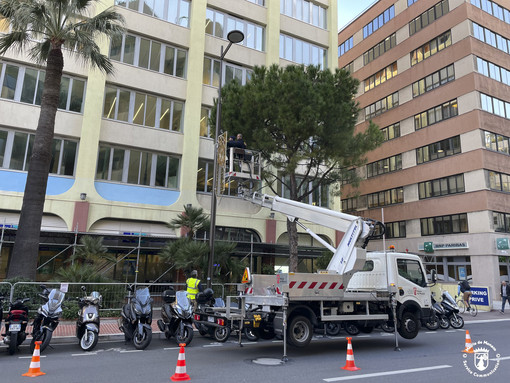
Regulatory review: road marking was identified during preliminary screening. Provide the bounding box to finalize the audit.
[357,335,371,338]
[72,352,97,356]
[324,365,452,382]
[490,356,510,361]
[119,349,143,353]
[445,330,457,333]
[203,344,223,348]
[467,318,510,324]
[380,333,393,336]
[19,355,47,359]
[164,347,181,350]
[271,340,283,343]
[425,331,438,334]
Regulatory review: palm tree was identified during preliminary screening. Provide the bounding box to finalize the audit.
[167,205,210,239]
[0,1,125,279]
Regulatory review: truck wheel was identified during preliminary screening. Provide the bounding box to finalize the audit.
[359,325,374,334]
[287,316,313,347]
[325,322,341,336]
[397,311,420,339]
[343,322,360,336]
[243,328,260,342]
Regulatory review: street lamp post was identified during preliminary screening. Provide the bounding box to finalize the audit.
[207,30,245,289]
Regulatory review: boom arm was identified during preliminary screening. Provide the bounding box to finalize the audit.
[248,193,383,275]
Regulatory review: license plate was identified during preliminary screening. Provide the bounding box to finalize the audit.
[9,324,21,331]
[207,317,214,323]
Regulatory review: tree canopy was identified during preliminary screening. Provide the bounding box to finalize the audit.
[211,64,383,272]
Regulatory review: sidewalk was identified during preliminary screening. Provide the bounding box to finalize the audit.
[2,309,508,345]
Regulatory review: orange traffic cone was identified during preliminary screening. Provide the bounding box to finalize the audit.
[341,337,360,371]
[22,341,46,377]
[462,330,474,353]
[170,343,190,381]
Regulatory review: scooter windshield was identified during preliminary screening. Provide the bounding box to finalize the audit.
[176,291,191,310]
[442,291,457,306]
[135,288,151,306]
[46,289,65,312]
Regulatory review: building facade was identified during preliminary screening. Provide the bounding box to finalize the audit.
[338,0,510,300]
[0,0,338,281]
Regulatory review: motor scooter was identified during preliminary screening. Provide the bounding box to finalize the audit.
[157,289,194,346]
[118,285,153,350]
[31,285,65,353]
[75,286,102,351]
[424,295,448,330]
[3,296,30,355]
[441,290,464,329]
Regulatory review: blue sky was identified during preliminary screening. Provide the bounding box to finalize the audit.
[338,0,378,30]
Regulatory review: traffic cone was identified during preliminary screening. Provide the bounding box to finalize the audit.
[341,337,360,371]
[22,341,46,377]
[462,330,474,353]
[170,343,190,381]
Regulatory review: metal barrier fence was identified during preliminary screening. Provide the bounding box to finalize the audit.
[0,281,12,312]
[5,282,236,314]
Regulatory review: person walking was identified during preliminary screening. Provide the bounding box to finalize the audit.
[500,280,510,313]
[459,279,472,311]
[186,270,203,309]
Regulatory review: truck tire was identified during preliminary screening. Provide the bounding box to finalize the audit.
[343,322,360,336]
[325,322,341,336]
[359,325,374,334]
[287,316,313,347]
[397,311,420,339]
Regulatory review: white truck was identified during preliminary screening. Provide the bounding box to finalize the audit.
[242,193,434,347]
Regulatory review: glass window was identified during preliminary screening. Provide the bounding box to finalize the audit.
[1,64,19,100]
[20,68,38,104]
[123,35,136,65]
[69,79,85,113]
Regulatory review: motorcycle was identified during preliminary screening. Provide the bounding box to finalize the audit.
[441,290,464,329]
[118,285,153,350]
[3,296,30,355]
[424,295,448,330]
[157,289,194,346]
[31,285,65,353]
[75,286,102,351]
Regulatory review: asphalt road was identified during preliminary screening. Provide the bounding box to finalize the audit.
[1,318,509,382]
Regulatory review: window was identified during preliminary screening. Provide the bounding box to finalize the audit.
[414,99,458,129]
[338,36,353,57]
[103,86,184,132]
[203,58,252,87]
[206,8,265,52]
[493,211,510,233]
[363,5,395,39]
[480,93,510,120]
[409,0,449,36]
[421,214,468,235]
[200,107,211,138]
[248,0,264,5]
[96,145,179,189]
[0,128,77,175]
[385,221,406,238]
[411,31,451,66]
[408,0,420,6]
[367,187,403,208]
[0,61,86,112]
[398,259,426,287]
[281,0,327,29]
[343,62,354,73]
[366,154,402,178]
[365,92,399,119]
[341,197,358,212]
[110,34,187,78]
[472,22,510,57]
[416,136,461,164]
[115,0,191,27]
[471,0,510,26]
[281,34,327,69]
[381,123,400,141]
[363,33,396,65]
[278,175,329,207]
[412,64,455,97]
[484,131,510,154]
[419,174,465,199]
[489,171,510,192]
[364,62,397,92]
[475,56,510,86]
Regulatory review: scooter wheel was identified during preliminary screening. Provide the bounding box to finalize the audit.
[80,330,99,351]
[8,332,18,355]
[214,326,231,343]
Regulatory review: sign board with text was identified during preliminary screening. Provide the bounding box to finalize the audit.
[470,287,490,306]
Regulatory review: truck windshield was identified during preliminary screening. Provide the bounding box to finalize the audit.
[397,259,426,287]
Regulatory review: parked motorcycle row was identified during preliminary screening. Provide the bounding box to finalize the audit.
[424,290,464,330]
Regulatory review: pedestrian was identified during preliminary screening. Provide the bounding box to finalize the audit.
[186,270,203,309]
[459,279,472,311]
[500,280,510,313]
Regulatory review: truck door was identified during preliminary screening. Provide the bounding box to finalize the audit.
[396,258,430,305]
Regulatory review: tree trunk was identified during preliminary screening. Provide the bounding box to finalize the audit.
[7,48,64,280]
[287,219,299,273]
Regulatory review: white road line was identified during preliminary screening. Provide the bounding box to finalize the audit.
[203,344,223,348]
[490,356,510,361]
[466,318,510,324]
[357,335,371,338]
[445,330,457,333]
[271,340,283,343]
[72,352,97,356]
[323,365,452,382]
[425,331,438,334]
[19,355,47,359]
[119,349,143,353]
[164,347,181,350]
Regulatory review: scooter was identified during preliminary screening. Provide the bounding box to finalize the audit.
[3,296,30,355]
[424,295,448,330]
[75,286,102,351]
[441,290,464,329]
[118,285,153,350]
[157,289,194,346]
[31,285,65,353]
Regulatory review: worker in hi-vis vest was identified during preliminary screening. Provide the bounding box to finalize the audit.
[186,270,203,309]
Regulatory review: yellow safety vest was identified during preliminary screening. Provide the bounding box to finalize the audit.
[186,278,200,299]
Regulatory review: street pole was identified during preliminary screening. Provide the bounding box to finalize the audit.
[207,30,244,289]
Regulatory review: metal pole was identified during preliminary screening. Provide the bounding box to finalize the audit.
[134,231,141,286]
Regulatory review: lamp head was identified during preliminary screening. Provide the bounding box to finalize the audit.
[227,30,244,44]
